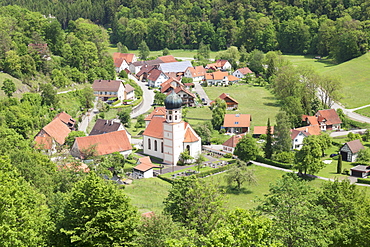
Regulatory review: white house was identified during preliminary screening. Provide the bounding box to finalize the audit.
[206,59,232,71]
[113,53,137,73]
[204,71,240,86]
[184,66,206,82]
[232,67,253,78]
[222,134,244,154]
[132,156,161,179]
[124,84,135,100]
[290,129,308,150]
[147,69,169,88]
[142,91,201,165]
[92,79,125,101]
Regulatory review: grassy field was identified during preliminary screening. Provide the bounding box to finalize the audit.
[203,84,281,126]
[355,106,370,117]
[0,72,28,99]
[284,53,370,109]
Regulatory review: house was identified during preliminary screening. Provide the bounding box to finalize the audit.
[54,112,76,130]
[132,156,161,179]
[136,65,156,81]
[253,126,274,137]
[144,107,166,127]
[160,78,183,94]
[227,75,241,84]
[315,109,342,131]
[222,114,252,134]
[222,134,245,153]
[184,66,207,82]
[147,69,169,88]
[113,53,137,73]
[92,79,125,101]
[157,55,178,63]
[158,61,193,74]
[206,59,232,71]
[89,119,126,136]
[350,165,370,178]
[70,130,132,159]
[204,71,229,86]
[142,91,201,165]
[124,84,135,100]
[172,86,196,107]
[340,139,365,162]
[232,67,253,78]
[290,129,309,150]
[34,114,74,152]
[129,59,164,74]
[212,93,238,110]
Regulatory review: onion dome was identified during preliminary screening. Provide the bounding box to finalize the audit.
[164,90,183,110]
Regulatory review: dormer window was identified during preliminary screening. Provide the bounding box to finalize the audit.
[235,122,239,124]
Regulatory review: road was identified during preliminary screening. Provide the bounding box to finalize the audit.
[78,100,98,133]
[129,74,154,118]
[329,129,367,137]
[194,81,211,105]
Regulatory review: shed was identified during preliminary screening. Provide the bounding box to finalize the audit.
[340,139,365,162]
[132,156,161,179]
[350,165,370,178]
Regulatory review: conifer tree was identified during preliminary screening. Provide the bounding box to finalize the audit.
[264,118,273,159]
[337,154,342,174]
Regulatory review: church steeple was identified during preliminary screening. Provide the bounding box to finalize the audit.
[165,90,182,123]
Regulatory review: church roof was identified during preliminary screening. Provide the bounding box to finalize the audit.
[164,90,183,110]
[184,123,199,143]
[144,107,166,121]
[142,117,166,138]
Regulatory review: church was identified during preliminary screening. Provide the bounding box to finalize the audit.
[142,91,202,165]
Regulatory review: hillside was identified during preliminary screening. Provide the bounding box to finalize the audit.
[0,72,28,98]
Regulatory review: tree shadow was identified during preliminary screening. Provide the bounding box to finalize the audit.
[263,102,280,107]
[219,185,253,195]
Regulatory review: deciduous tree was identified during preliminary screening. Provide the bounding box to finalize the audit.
[1,78,16,97]
[234,135,259,162]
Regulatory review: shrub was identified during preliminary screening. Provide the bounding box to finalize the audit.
[357,178,370,184]
[219,128,226,134]
[273,151,295,164]
[255,156,292,169]
[223,153,233,159]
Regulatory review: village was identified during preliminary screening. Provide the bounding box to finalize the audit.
[32,52,370,191]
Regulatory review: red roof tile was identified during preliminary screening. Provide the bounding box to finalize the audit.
[92,80,122,92]
[223,114,251,128]
[295,125,321,136]
[42,118,71,145]
[34,136,53,150]
[75,130,131,158]
[158,55,177,63]
[54,112,75,127]
[205,71,228,80]
[237,67,253,75]
[219,93,239,104]
[144,107,166,121]
[253,126,275,135]
[184,124,199,142]
[124,84,135,93]
[345,139,365,154]
[316,109,342,125]
[222,134,245,148]
[147,69,164,82]
[113,53,136,64]
[186,66,206,77]
[143,117,166,138]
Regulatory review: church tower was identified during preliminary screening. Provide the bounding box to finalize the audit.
[163,90,185,165]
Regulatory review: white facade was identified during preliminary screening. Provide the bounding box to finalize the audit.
[129,63,142,74]
[148,73,169,88]
[132,168,154,178]
[184,68,204,82]
[116,60,129,73]
[292,132,306,150]
[222,61,232,71]
[143,136,164,159]
[233,70,249,78]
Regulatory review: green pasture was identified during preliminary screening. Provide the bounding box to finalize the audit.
[0,72,27,99]
[203,84,281,126]
[355,106,370,117]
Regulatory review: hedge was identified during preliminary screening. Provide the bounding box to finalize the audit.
[255,156,293,169]
[112,96,142,109]
[157,175,174,184]
[352,162,370,166]
[357,178,370,185]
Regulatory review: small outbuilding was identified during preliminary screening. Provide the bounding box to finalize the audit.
[350,165,370,178]
[132,157,161,179]
[340,139,365,162]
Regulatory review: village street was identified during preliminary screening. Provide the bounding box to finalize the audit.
[193,81,211,105]
[129,74,154,118]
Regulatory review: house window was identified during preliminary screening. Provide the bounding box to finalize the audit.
[175,116,178,120]
[154,140,157,151]
[161,142,163,153]
[295,139,298,142]
[235,122,239,124]
[169,116,172,121]
[148,139,151,150]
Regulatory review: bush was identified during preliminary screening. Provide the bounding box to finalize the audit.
[255,156,292,169]
[157,175,174,184]
[273,151,295,164]
[112,100,121,106]
[223,153,233,159]
[342,168,349,175]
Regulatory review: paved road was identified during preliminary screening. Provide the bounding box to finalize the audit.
[129,74,154,118]
[329,129,367,137]
[78,100,98,133]
[194,81,211,105]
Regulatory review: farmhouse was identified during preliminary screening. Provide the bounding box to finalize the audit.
[204,71,240,86]
[70,130,132,159]
[54,111,76,130]
[132,156,161,179]
[232,67,253,78]
[315,109,342,131]
[290,129,309,150]
[136,65,156,81]
[340,139,365,162]
[113,53,137,73]
[147,69,169,88]
[212,93,238,110]
[222,134,245,153]
[92,79,125,101]
[124,84,135,100]
[222,114,251,134]
[142,91,201,165]
[253,126,274,137]
[89,119,126,136]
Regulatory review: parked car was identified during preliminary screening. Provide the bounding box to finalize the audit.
[330,153,339,158]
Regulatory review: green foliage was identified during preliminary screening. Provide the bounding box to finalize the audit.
[273,112,292,152]
[294,135,325,175]
[162,48,170,56]
[194,122,212,144]
[346,132,362,142]
[273,151,295,164]
[58,172,139,246]
[356,148,370,163]
[65,131,85,147]
[1,78,16,97]
[264,118,273,159]
[154,91,166,105]
[225,163,257,190]
[211,98,226,130]
[118,109,131,127]
[179,149,193,165]
[138,40,150,60]
[119,70,128,79]
[164,176,225,237]
[248,49,264,74]
[234,135,259,162]
[255,156,293,169]
[181,77,193,84]
[40,83,59,107]
[337,154,342,174]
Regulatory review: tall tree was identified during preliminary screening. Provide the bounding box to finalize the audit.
[337,154,342,174]
[225,162,257,190]
[294,135,325,175]
[138,40,150,60]
[118,109,131,127]
[40,83,59,107]
[264,118,273,159]
[1,78,16,97]
[58,172,139,246]
[234,135,259,162]
[211,98,226,130]
[273,112,292,153]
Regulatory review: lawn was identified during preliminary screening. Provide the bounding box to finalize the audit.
[0,72,28,99]
[355,106,370,117]
[204,164,326,210]
[124,177,171,214]
[203,84,281,126]
[284,53,370,109]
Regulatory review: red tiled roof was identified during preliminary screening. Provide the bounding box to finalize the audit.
[59,162,90,173]
[186,66,206,77]
[205,71,228,80]
[253,126,275,135]
[237,67,253,75]
[144,107,166,121]
[207,59,229,69]
[113,53,136,64]
[147,69,164,82]
[143,117,166,138]
[92,80,122,92]
[134,156,161,172]
[295,125,321,136]
[316,109,342,125]
[158,55,177,63]
[223,114,251,128]
[345,139,365,154]
[184,123,199,142]
[42,118,71,145]
[227,75,240,82]
[54,112,75,126]
[290,129,309,140]
[34,136,53,150]
[75,130,131,158]
[219,93,239,104]
[222,134,245,148]
[124,84,135,93]
[173,86,195,98]
[137,65,156,77]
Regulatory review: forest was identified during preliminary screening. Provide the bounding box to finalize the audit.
[1,0,370,62]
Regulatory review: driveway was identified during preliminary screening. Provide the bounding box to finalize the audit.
[78,99,98,133]
[194,82,211,105]
[129,74,154,118]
